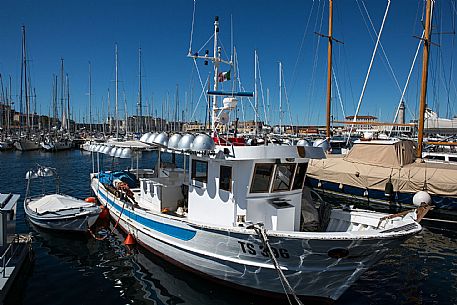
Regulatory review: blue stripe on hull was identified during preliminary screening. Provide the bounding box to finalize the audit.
[98,190,196,241]
[306,177,457,210]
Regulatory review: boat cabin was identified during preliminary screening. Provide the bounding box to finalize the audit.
[136,137,325,231]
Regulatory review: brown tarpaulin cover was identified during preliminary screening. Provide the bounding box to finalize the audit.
[307,140,457,196]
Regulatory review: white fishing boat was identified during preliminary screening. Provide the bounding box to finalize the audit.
[90,135,431,302]
[24,166,100,232]
[88,15,430,303]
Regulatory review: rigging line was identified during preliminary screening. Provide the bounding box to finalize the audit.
[197,33,215,54]
[281,64,293,127]
[189,59,209,121]
[256,54,268,125]
[290,0,316,93]
[360,0,402,95]
[347,0,391,145]
[389,29,425,137]
[235,54,259,122]
[332,68,346,119]
[188,0,197,54]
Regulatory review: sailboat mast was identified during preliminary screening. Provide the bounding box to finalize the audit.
[60,58,64,127]
[254,50,258,135]
[23,26,30,134]
[211,16,220,132]
[137,47,143,133]
[19,28,24,137]
[417,0,432,157]
[325,0,333,138]
[66,74,70,132]
[89,61,92,133]
[115,43,119,138]
[279,61,282,133]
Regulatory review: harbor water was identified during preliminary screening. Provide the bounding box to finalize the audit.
[0,150,456,305]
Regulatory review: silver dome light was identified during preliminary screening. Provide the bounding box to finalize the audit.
[103,146,112,154]
[146,132,158,144]
[297,139,311,147]
[119,148,133,159]
[153,132,169,147]
[140,132,152,143]
[109,147,118,157]
[168,134,182,149]
[192,134,215,152]
[177,134,195,150]
[114,147,123,158]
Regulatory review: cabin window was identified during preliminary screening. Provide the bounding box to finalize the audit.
[424,155,445,161]
[191,160,208,183]
[250,163,274,193]
[292,163,308,190]
[449,157,457,163]
[272,164,296,192]
[219,165,232,192]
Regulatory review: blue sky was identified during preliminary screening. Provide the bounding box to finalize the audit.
[0,0,456,126]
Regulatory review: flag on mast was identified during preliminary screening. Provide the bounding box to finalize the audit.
[218,70,231,82]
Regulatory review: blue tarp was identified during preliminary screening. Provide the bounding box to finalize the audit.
[98,171,137,188]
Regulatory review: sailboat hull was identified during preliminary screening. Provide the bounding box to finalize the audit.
[14,139,40,151]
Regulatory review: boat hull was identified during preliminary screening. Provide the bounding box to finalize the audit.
[14,140,40,151]
[24,200,100,233]
[92,180,417,301]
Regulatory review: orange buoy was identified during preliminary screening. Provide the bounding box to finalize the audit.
[85,197,97,203]
[98,206,109,220]
[124,233,136,245]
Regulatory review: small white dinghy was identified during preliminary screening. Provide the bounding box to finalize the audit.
[24,166,100,233]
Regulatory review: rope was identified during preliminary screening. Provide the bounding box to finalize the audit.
[189,59,209,121]
[389,30,424,136]
[188,0,197,55]
[347,0,391,145]
[88,199,126,241]
[252,224,304,305]
[332,68,346,119]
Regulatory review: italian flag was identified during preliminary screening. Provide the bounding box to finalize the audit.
[218,70,231,82]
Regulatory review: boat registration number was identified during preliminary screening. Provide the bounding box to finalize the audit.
[237,241,290,259]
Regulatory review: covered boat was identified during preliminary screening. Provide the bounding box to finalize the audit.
[24,166,100,232]
[306,139,457,219]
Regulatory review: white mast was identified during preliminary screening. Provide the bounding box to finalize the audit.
[60,58,64,129]
[137,47,143,133]
[279,61,282,134]
[115,43,119,139]
[88,61,92,133]
[211,16,220,132]
[254,50,258,135]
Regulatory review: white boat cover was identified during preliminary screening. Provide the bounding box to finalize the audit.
[307,140,457,196]
[28,194,95,214]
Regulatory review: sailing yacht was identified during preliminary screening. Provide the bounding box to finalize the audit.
[14,26,40,151]
[307,0,457,221]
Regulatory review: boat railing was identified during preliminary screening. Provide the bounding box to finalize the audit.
[0,233,32,278]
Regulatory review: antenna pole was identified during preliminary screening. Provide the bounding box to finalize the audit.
[212,16,220,133]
